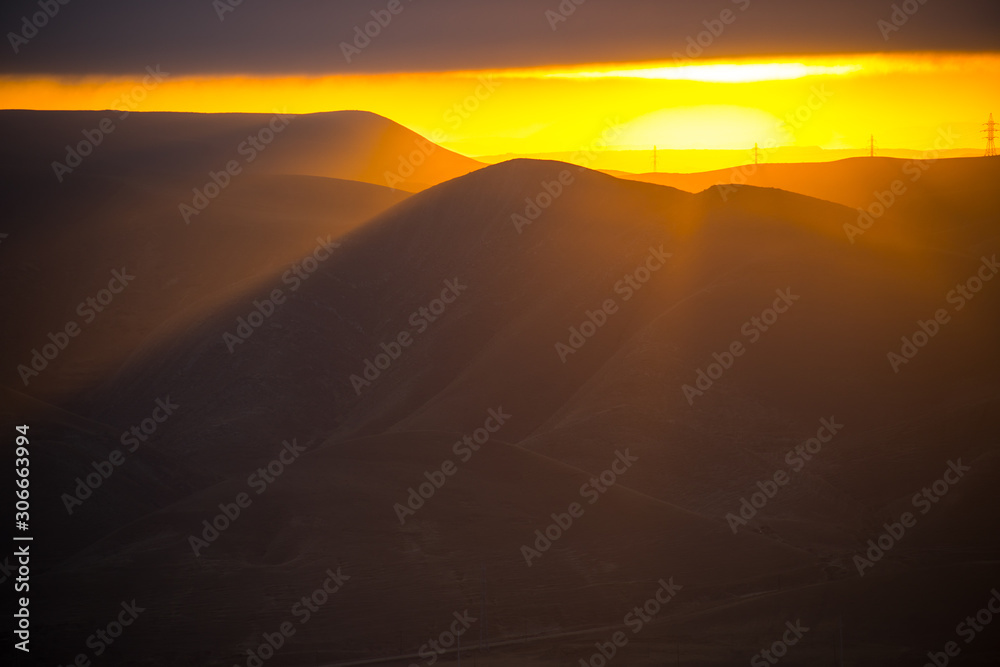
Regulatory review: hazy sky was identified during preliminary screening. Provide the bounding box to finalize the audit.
[2,0,999,75]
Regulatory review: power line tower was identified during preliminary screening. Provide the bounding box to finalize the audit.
[753,142,759,165]
[984,113,997,157]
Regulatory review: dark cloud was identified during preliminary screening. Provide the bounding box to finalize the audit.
[2,0,998,75]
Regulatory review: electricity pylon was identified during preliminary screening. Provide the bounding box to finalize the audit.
[984,113,997,157]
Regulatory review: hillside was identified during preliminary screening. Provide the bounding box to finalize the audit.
[0,109,484,191]
[17,158,999,665]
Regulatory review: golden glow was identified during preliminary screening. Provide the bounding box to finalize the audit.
[536,63,861,83]
[473,51,998,80]
[622,106,783,150]
[2,52,998,172]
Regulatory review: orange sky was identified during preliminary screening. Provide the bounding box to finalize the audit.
[1,51,997,173]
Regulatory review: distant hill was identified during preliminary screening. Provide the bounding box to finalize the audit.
[0,109,494,399]
[607,155,1000,210]
[0,109,485,192]
[478,147,982,174]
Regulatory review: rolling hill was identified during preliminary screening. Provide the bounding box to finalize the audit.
[609,155,999,213]
[16,156,999,665]
[0,109,484,191]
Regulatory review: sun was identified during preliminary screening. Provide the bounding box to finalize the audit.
[620,105,783,151]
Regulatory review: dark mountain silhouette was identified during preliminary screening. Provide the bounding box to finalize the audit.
[0,109,484,191]
[15,154,999,665]
[0,109,491,400]
[0,170,408,400]
[610,155,999,213]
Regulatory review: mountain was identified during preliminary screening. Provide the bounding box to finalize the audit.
[19,158,999,665]
[482,147,982,174]
[0,169,408,401]
[609,155,1000,212]
[0,109,484,191]
[0,109,491,400]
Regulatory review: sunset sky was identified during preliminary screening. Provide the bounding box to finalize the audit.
[2,0,998,171]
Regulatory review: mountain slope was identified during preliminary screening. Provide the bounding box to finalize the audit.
[21,158,1000,665]
[0,109,484,191]
[0,171,408,399]
[610,155,1000,213]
